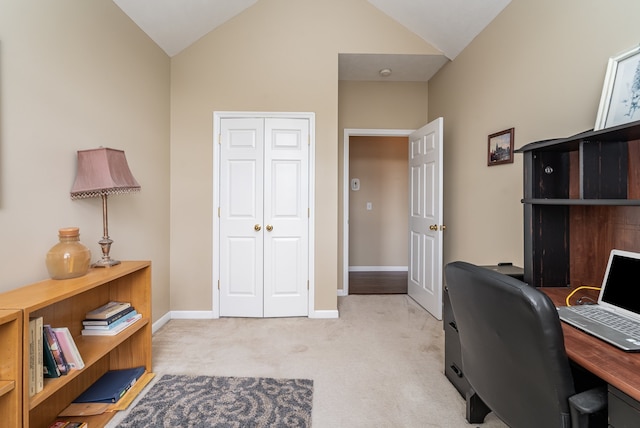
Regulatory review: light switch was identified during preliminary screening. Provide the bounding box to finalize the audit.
[351,178,360,191]
[366,202,372,210]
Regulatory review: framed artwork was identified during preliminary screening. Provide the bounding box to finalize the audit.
[487,128,514,166]
[595,45,640,130]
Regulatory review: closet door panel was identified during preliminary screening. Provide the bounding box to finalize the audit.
[264,118,309,317]
[219,118,265,317]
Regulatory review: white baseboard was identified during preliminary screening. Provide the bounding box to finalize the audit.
[171,310,217,319]
[151,311,172,334]
[152,309,338,326]
[309,309,339,319]
[349,266,408,272]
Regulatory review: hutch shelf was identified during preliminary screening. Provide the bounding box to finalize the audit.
[516,119,640,288]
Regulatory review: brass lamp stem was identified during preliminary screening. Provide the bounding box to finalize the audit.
[93,193,121,267]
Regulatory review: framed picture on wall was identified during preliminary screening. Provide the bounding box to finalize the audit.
[595,44,640,130]
[487,128,514,166]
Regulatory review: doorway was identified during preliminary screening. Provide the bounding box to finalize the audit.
[347,135,409,294]
[342,128,415,296]
[343,120,444,320]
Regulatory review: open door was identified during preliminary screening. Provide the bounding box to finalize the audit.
[408,118,444,320]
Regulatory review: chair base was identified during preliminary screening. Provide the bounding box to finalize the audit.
[466,388,492,423]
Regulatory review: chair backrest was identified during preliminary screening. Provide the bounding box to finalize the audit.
[445,261,576,428]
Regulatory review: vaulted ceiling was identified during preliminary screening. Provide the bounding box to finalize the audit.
[113,0,511,82]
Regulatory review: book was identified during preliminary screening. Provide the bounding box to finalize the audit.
[35,317,44,391]
[51,327,85,370]
[59,401,110,416]
[48,422,88,428]
[82,310,138,330]
[81,313,142,336]
[44,325,69,375]
[28,318,36,396]
[73,366,145,403]
[29,316,44,393]
[85,301,131,320]
[43,329,61,378]
[82,305,135,325]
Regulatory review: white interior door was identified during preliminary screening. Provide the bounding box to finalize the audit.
[408,118,444,320]
[263,118,309,317]
[220,118,265,317]
[219,116,309,317]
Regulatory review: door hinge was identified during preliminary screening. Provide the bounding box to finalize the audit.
[307,280,310,290]
[218,280,220,290]
[219,133,222,144]
[218,207,221,217]
[308,135,310,146]
[308,208,310,217]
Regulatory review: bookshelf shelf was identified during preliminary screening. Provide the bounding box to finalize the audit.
[0,380,16,396]
[29,317,149,410]
[0,261,152,428]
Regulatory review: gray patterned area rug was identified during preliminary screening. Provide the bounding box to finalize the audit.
[118,374,313,427]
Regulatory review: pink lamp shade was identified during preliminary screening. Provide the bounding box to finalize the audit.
[70,148,140,199]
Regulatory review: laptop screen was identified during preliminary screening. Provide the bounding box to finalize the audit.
[600,250,640,315]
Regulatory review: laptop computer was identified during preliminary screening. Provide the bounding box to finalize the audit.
[557,249,640,352]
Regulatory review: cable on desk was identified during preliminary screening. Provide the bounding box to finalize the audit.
[565,286,601,306]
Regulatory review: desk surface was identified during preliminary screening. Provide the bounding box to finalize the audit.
[541,287,640,402]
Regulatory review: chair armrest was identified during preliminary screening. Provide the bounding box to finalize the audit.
[568,386,607,428]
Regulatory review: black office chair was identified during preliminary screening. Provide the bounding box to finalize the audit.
[444,261,607,428]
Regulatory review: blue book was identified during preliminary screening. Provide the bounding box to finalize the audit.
[73,366,145,403]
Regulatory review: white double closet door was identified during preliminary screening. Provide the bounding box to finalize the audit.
[219,116,310,317]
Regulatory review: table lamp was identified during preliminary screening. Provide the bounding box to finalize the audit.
[70,147,140,267]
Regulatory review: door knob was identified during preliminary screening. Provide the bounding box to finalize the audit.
[440,225,447,231]
[429,224,438,231]
[254,224,262,231]
[266,225,273,232]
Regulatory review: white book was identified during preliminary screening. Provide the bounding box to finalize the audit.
[31,317,44,393]
[51,327,85,370]
[28,318,36,397]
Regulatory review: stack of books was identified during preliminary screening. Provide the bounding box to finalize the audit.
[81,301,142,336]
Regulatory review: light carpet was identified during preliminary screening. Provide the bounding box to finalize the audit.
[117,374,313,427]
[107,295,507,427]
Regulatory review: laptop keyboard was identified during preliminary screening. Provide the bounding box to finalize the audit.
[569,305,640,339]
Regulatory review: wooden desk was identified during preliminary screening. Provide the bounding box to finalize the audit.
[542,286,640,425]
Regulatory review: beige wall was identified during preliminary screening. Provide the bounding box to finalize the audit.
[338,81,429,290]
[169,0,439,312]
[6,0,630,318]
[349,136,408,267]
[428,0,640,268]
[0,1,172,321]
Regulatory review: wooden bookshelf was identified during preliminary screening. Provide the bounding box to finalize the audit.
[0,309,21,427]
[0,261,152,428]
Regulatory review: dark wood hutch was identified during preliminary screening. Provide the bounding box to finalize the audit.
[516,119,640,288]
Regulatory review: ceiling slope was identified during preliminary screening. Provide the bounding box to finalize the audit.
[113,0,510,81]
[112,0,258,57]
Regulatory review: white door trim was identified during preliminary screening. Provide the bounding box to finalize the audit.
[213,111,315,318]
[342,128,415,296]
